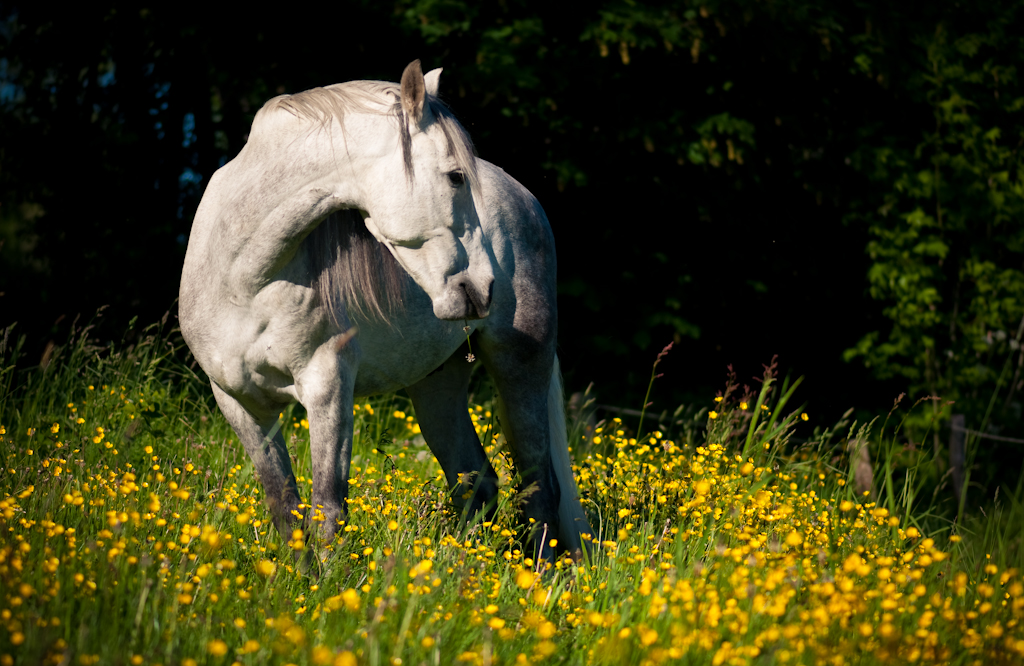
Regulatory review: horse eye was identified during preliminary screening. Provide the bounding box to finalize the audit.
[394,237,426,250]
[447,170,465,187]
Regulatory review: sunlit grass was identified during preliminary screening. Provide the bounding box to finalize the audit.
[1,322,1023,665]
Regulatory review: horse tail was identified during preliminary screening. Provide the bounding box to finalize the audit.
[548,356,595,556]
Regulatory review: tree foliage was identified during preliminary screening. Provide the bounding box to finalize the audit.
[844,2,1024,442]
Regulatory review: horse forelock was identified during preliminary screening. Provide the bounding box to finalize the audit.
[428,99,479,194]
[392,100,477,191]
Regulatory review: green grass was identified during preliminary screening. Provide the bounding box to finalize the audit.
[1,319,1023,665]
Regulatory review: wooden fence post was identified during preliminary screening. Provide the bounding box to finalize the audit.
[846,436,874,500]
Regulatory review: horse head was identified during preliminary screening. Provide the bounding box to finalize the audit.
[357,60,494,321]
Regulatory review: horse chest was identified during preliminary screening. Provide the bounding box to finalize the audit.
[349,315,469,397]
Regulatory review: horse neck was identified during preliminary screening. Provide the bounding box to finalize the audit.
[213,125,378,298]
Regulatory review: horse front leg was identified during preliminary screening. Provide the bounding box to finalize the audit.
[298,346,356,552]
[478,333,561,563]
[210,382,302,542]
[405,350,499,524]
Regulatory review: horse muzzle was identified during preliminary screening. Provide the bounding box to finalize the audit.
[433,275,494,320]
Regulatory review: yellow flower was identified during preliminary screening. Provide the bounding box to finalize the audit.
[842,553,864,573]
[256,559,276,577]
[709,411,718,419]
[516,569,536,590]
[334,652,357,666]
[312,646,334,665]
[340,588,360,611]
[290,528,305,550]
[207,640,228,657]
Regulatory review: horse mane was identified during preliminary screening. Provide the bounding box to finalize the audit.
[264,80,479,190]
[305,209,408,326]
[264,80,480,327]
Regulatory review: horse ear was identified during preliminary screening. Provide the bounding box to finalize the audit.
[424,68,442,98]
[401,60,426,125]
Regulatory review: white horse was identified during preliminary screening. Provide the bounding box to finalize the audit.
[179,61,593,562]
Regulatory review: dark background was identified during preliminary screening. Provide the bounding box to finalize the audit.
[2,1,1020,439]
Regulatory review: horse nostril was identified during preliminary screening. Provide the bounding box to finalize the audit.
[459,281,490,319]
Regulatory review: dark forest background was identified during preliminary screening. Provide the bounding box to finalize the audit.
[3,0,1024,468]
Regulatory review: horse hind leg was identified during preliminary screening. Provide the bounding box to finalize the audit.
[210,382,301,541]
[405,353,499,524]
[545,358,595,558]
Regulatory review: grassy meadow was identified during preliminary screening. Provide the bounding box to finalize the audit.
[1,319,1024,666]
